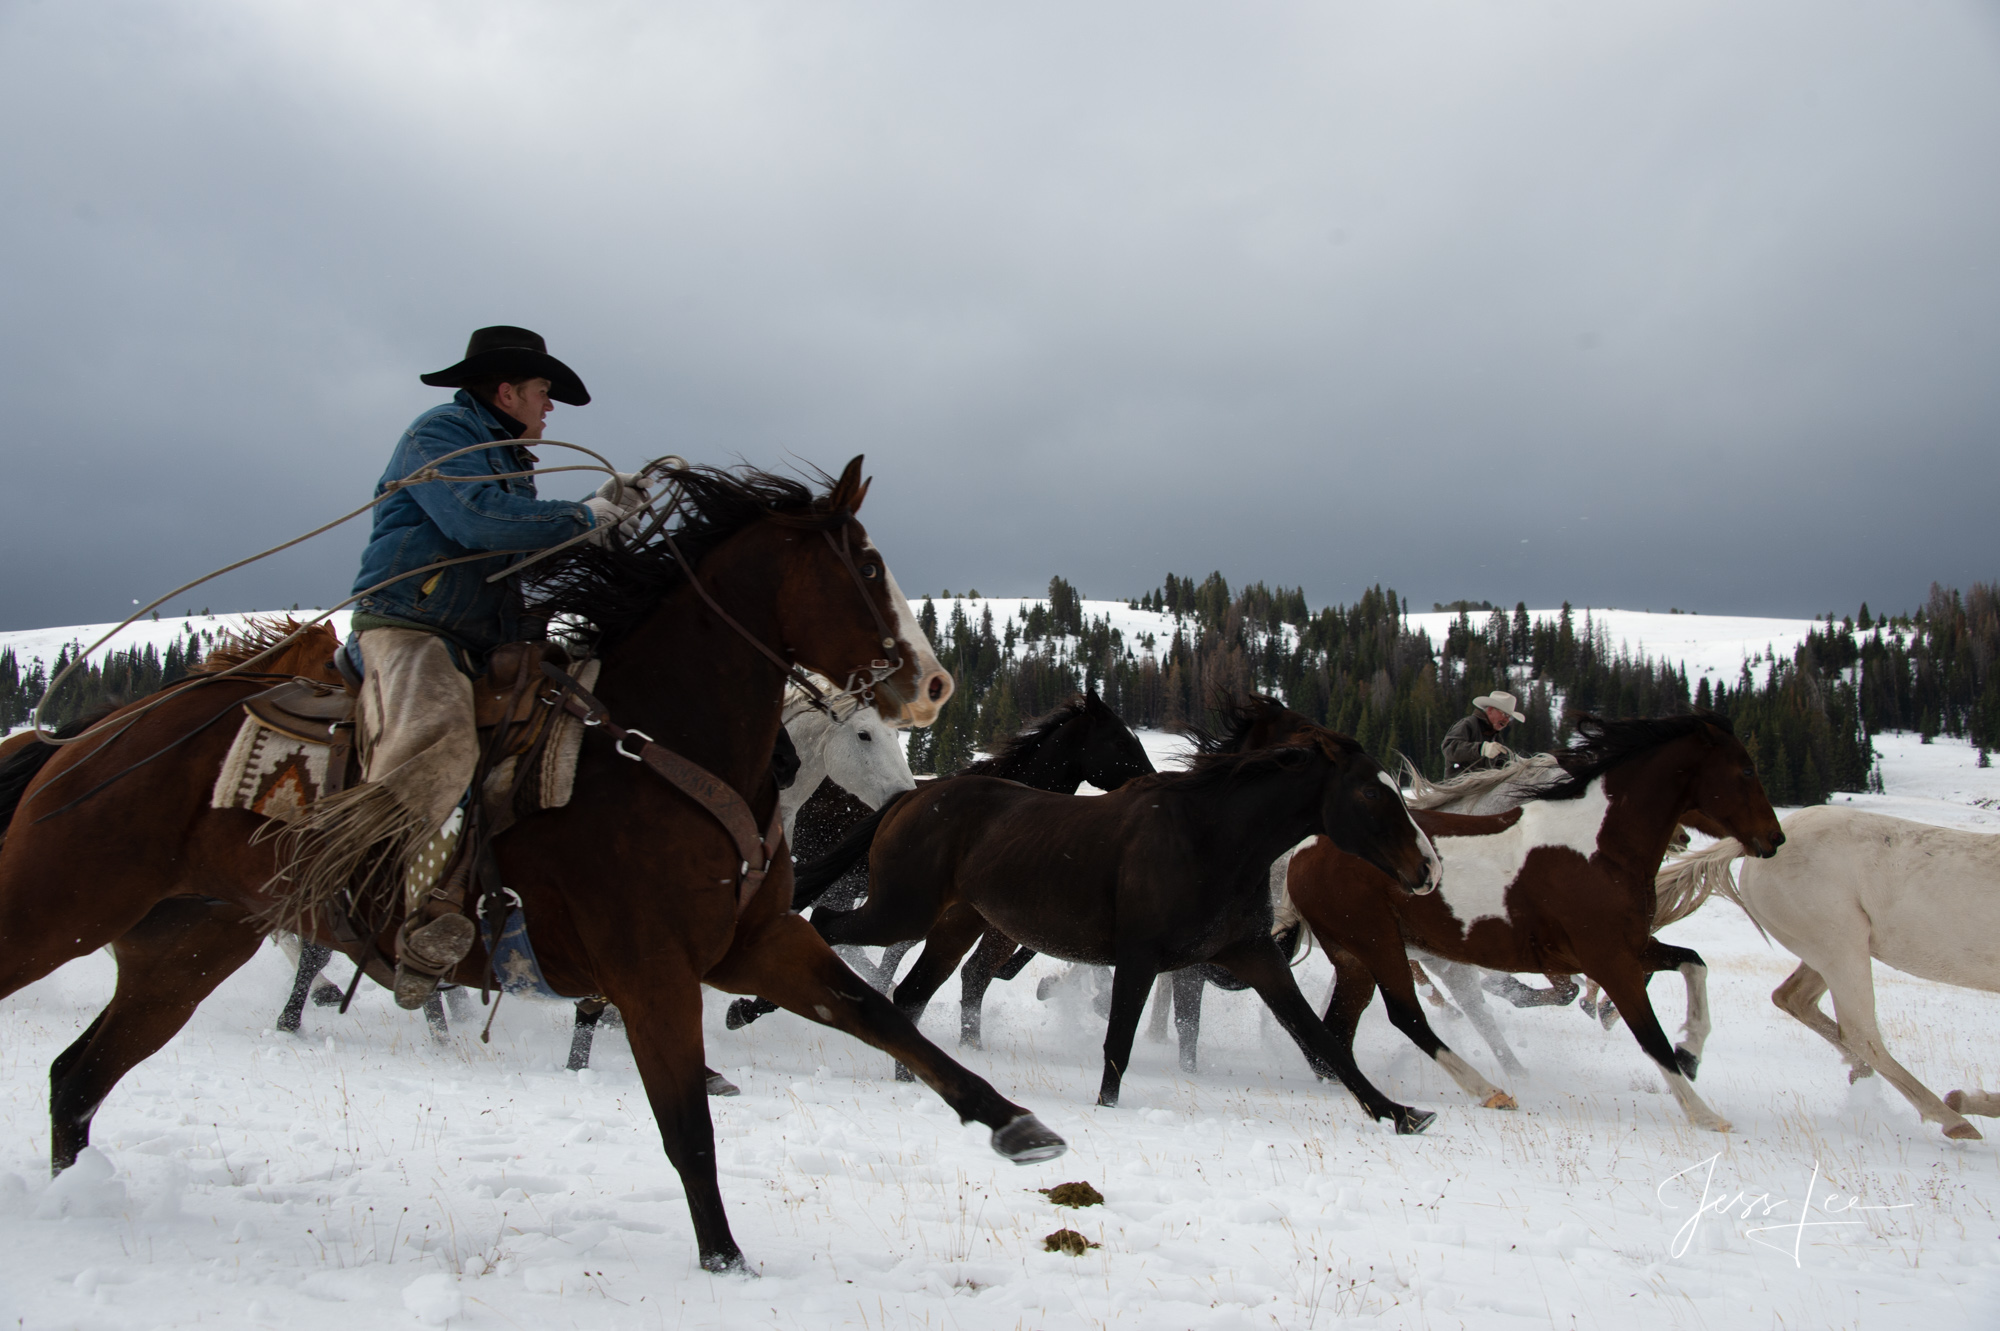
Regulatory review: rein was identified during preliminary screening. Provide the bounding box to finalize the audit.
[541,663,784,917]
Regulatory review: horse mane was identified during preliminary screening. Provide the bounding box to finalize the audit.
[963,697,1089,777]
[1409,710,1733,809]
[527,464,849,649]
[1189,693,1298,756]
[198,616,339,672]
[1126,728,1361,795]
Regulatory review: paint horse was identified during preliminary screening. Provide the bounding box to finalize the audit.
[1288,711,1782,1131]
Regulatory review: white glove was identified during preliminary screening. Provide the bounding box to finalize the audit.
[582,495,629,526]
[595,472,652,510]
[1481,740,1508,760]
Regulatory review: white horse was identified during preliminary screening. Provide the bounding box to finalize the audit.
[1656,804,2000,1141]
[779,691,916,843]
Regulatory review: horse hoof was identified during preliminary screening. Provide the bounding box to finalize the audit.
[724,999,758,1031]
[1674,1047,1700,1080]
[310,985,343,1009]
[959,1032,983,1052]
[1395,1108,1437,1135]
[992,1113,1068,1163]
[893,1062,914,1083]
[706,1074,740,1097]
[1481,1091,1517,1110]
[700,1249,755,1275]
[1035,977,1058,1001]
[1598,1003,1620,1031]
[1944,1120,1983,1141]
[1848,1065,1875,1084]
[1945,1090,1964,1111]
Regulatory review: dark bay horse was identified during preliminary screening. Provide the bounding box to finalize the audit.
[808,726,1447,1130]
[726,687,1154,1031]
[0,458,1066,1274]
[1290,712,1783,1132]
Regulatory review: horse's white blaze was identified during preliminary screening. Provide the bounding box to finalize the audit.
[878,564,950,727]
[1432,781,1611,929]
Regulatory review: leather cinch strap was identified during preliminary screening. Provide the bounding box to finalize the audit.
[541,663,785,918]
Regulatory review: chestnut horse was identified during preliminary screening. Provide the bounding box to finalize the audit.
[0,459,1067,1274]
[809,723,1446,1131]
[1289,711,1783,1132]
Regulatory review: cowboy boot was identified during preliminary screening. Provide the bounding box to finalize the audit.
[393,811,477,1010]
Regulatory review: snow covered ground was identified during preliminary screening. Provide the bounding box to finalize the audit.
[3,715,1998,1328]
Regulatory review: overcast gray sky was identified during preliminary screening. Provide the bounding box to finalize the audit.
[3,0,1996,630]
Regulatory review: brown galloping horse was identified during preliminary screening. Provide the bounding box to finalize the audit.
[1289,711,1784,1132]
[0,459,1066,1274]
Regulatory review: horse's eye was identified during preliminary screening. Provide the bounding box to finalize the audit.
[1741,767,1754,779]
[1361,784,1383,800]
[857,731,873,742]
[861,563,880,580]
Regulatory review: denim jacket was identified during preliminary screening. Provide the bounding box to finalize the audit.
[350,391,595,654]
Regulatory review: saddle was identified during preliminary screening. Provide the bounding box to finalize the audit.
[248,640,562,752]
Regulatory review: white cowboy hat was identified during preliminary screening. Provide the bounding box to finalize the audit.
[1473,691,1527,723]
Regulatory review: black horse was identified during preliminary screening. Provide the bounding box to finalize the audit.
[806,722,1444,1130]
[726,688,1154,1031]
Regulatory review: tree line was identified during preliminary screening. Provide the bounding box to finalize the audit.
[908,576,2000,806]
[8,579,1993,809]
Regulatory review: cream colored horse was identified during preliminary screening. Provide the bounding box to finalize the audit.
[1656,804,2000,1140]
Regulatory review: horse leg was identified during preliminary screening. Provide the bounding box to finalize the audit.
[1371,949,1514,1109]
[442,985,474,1021]
[1170,968,1205,1074]
[958,927,1018,1050]
[1425,958,1527,1078]
[1095,948,1162,1107]
[884,906,988,1079]
[614,978,746,1271]
[277,940,334,1034]
[874,940,917,990]
[1640,940,1710,1077]
[1586,962,1732,1133]
[1812,948,1980,1140]
[707,912,1065,1161]
[569,999,605,1072]
[1213,935,1434,1133]
[1144,973,1173,1044]
[51,897,264,1173]
[1769,963,1865,1076]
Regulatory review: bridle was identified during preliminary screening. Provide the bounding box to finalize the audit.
[635,465,907,720]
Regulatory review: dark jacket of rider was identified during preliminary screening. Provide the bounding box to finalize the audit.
[1441,711,1506,777]
[349,390,596,657]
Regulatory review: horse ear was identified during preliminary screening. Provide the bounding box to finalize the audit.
[830,456,868,513]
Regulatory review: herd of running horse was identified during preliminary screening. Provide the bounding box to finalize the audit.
[0,458,1995,1276]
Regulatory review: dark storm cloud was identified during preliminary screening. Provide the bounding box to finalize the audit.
[3,0,1996,629]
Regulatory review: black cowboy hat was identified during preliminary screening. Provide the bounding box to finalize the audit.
[420,326,590,406]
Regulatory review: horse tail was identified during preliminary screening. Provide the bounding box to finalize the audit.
[791,788,913,910]
[1653,837,1764,939]
[0,706,121,839]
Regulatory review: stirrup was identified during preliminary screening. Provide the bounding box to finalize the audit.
[393,913,476,1010]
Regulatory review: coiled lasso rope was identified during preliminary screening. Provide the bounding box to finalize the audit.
[26,441,687,753]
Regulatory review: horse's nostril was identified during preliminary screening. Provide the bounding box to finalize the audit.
[928,675,945,702]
